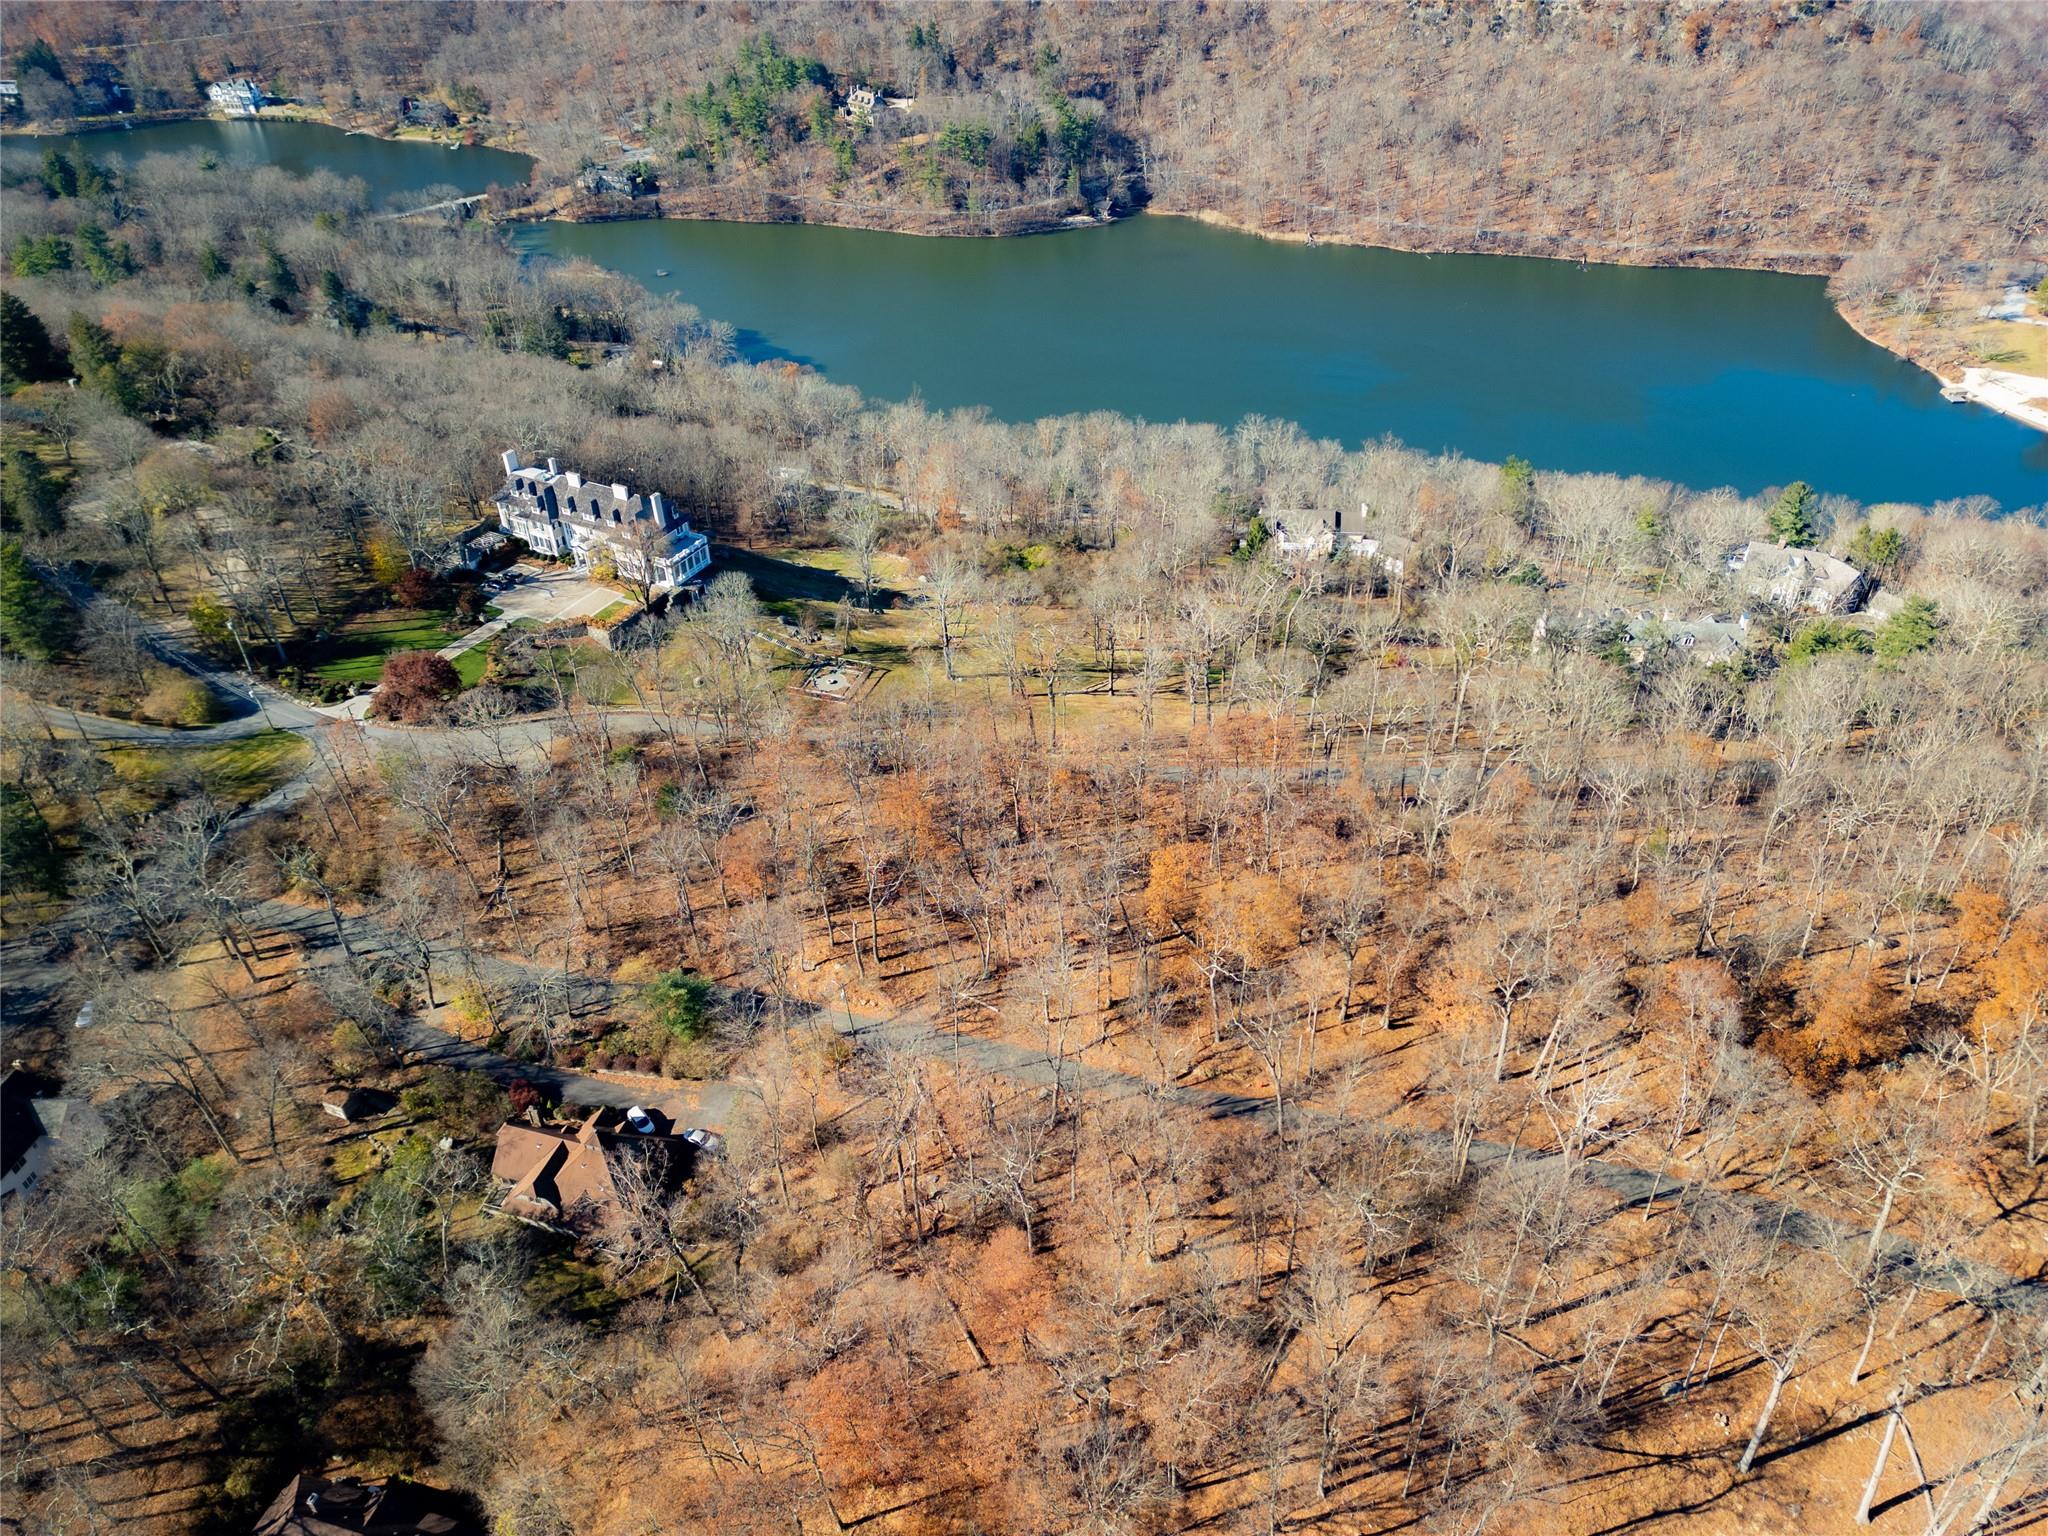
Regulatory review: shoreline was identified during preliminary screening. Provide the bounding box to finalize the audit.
[1154,203,1842,279]
[1948,370,2048,434]
[522,192,2006,412]
[13,109,2037,418]
[0,102,527,159]
[1834,301,2048,438]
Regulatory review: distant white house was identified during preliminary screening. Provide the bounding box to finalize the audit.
[1269,505,1413,578]
[493,450,710,594]
[1727,541,1868,613]
[207,77,265,116]
[840,85,911,124]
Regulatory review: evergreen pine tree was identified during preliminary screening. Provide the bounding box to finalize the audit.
[0,292,63,389]
[0,537,68,660]
[1767,481,1817,547]
[1,448,64,536]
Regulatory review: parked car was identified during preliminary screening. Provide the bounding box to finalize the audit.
[624,1105,657,1135]
[684,1127,724,1156]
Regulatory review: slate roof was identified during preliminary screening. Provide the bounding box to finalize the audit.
[494,453,704,561]
[498,464,669,533]
[0,1070,56,1183]
[1729,541,1866,608]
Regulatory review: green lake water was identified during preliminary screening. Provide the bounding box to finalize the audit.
[21,119,2043,509]
[27,117,533,204]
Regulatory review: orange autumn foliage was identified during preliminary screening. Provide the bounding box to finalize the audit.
[1199,875,1304,970]
[1766,955,1909,1086]
[967,1224,1051,1344]
[794,1353,924,1494]
[1142,841,1207,936]
[1970,908,2047,1051]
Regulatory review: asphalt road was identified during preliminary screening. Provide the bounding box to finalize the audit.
[11,576,2044,1315]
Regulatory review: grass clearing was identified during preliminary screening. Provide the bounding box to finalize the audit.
[304,609,468,684]
[103,730,311,808]
[485,624,636,704]
[1959,315,2048,377]
[450,645,491,688]
[524,1241,625,1320]
[710,544,869,607]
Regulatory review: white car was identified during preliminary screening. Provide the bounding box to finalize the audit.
[624,1105,657,1135]
[683,1127,724,1156]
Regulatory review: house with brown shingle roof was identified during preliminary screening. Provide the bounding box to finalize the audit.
[488,1106,690,1232]
[253,1474,479,1536]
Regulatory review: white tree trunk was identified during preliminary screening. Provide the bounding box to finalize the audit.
[1738,1364,1790,1475]
[1857,1407,1899,1523]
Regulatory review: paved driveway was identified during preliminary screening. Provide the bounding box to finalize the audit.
[491,569,624,624]
[323,572,630,718]
[438,571,625,659]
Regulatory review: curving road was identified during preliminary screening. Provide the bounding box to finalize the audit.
[14,574,2046,1315]
[247,892,2047,1320]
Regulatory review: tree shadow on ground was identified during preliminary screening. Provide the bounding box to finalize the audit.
[710,545,895,610]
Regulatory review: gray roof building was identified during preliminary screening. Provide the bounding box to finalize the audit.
[493,450,710,594]
[1535,607,1753,664]
[1727,541,1868,614]
[253,1474,477,1536]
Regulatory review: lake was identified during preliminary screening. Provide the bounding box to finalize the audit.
[521,216,2045,508]
[25,117,533,205]
[20,119,2044,508]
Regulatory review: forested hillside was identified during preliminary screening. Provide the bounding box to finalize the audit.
[3,122,2047,1536]
[8,0,2043,281]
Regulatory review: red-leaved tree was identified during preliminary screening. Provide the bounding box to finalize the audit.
[371,650,462,722]
[393,567,443,608]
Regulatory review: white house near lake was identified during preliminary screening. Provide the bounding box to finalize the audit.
[1269,505,1413,577]
[207,78,265,116]
[493,451,710,594]
[1727,541,1868,614]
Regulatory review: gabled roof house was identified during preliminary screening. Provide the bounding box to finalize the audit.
[1727,541,1868,614]
[493,450,710,595]
[1268,505,1413,576]
[489,1106,691,1231]
[253,1474,479,1536]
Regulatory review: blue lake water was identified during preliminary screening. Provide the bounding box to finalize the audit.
[20,118,2042,508]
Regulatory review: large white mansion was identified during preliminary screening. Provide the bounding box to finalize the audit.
[493,450,711,594]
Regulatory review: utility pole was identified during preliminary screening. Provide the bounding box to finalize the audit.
[226,618,277,730]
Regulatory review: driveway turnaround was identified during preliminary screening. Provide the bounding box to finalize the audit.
[321,572,630,719]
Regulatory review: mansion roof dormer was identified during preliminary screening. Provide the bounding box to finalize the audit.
[492,449,711,594]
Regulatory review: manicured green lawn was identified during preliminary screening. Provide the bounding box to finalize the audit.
[305,609,467,683]
[451,645,491,688]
